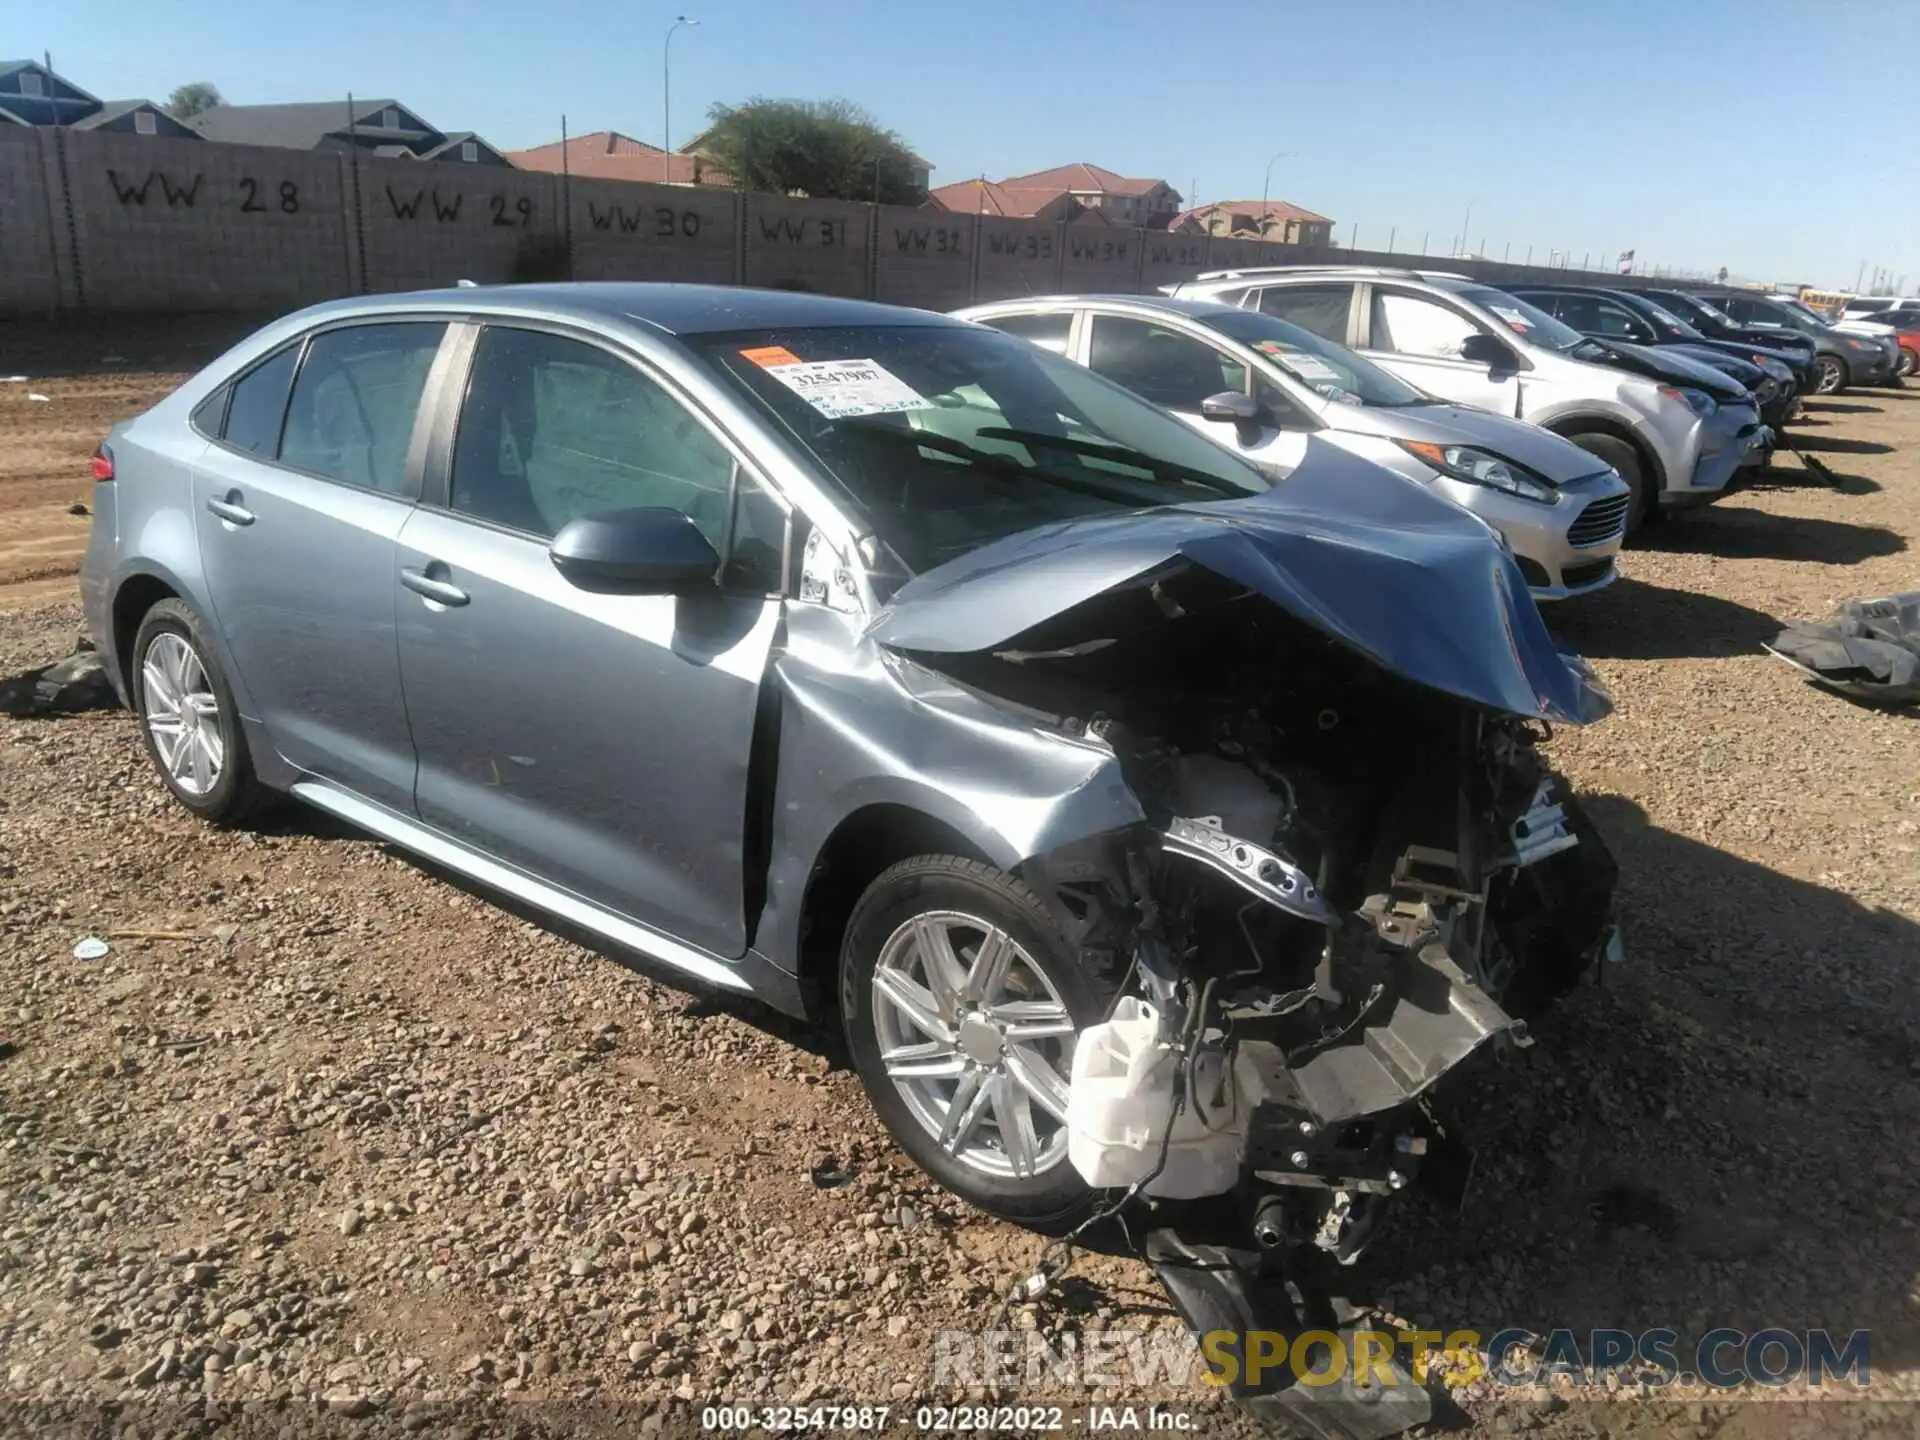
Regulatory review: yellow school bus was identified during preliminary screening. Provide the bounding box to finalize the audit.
[1796,288,1850,320]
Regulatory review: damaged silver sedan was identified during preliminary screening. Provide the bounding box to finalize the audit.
[81,284,1619,1429]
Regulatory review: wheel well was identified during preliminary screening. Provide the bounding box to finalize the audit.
[1548,416,1666,498]
[110,575,179,692]
[796,804,990,1020]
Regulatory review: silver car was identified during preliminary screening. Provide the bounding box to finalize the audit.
[955,294,1630,599]
[1170,267,1763,527]
[79,285,1618,1302]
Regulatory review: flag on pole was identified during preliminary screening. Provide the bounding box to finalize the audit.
[1617,249,1636,273]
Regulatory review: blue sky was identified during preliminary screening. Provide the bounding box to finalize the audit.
[28,0,1920,288]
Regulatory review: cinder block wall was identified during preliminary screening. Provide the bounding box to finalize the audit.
[0,128,1683,317]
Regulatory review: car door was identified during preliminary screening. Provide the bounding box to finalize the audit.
[1358,286,1521,416]
[394,321,788,958]
[190,319,449,811]
[1081,311,1313,472]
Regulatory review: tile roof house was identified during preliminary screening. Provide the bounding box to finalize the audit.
[1171,200,1334,246]
[928,162,1180,227]
[507,130,711,186]
[72,99,201,139]
[186,99,511,165]
[511,129,934,194]
[0,59,102,127]
[924,178,1084,222]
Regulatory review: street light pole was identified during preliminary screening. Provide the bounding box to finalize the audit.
[664,15,699,184]
[1459,196,1480,257]
[1260,151,1290,236]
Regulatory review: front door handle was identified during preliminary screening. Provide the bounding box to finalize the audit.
[205,493,255,526]
[400,566,470,608]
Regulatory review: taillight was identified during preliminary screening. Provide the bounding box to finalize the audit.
[90,444,113,482]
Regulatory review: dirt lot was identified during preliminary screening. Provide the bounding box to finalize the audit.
[1,322,1916,1438]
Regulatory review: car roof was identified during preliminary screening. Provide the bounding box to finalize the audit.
[965,293,1246,321]
[1187,265,1474,285]
[1510,283,1660,306]
[286,283,965,337]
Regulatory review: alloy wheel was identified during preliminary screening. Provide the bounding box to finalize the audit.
[869,910,1077,1180]
[140,632,225,796]
[1900,350,1917,379]
[1813,356,1846,395]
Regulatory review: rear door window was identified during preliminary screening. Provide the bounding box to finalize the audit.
[975,311,1074,355]
[279,322,447,494]
[220,345,301,457]
[1254,284,1353,343]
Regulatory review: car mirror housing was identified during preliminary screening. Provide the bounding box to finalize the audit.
[1200,390,1263,443]
[548,506,720,594]
[1459,332,1516,376]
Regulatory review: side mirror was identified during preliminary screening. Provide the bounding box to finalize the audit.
[1200,390,1263,443]
[1459,332,1517,376]
[548,506,719,594]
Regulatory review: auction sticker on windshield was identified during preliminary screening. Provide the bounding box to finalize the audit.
[1488,305,1534,333]
[1255,340,1340,383]
[746,353,932,419]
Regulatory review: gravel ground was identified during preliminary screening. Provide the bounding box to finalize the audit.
[1,366,1916,1439]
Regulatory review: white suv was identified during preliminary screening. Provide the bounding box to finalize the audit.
[1169,267,1762,527]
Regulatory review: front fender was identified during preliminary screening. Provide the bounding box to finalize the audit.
[754,608,1146,976]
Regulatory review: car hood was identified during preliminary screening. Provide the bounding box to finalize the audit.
[1584,338,1749,399]
[1329,401,1610,485]
[866,437,1608,725]
[1686,337,1803,376]
[1665,343,1764,385]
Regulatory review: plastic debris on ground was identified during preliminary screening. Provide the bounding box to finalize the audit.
[72,937,111,961]
[1765,592,1920,706]
[808,1157,852,1189]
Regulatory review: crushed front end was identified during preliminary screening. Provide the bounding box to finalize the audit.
[968,581,1617,1437]
[864,455,1623,1438]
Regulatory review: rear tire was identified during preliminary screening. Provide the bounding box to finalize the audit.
[839,855,1121,1228]
[130,598,269,826]
[1897,347,1916,379]
[1564,433,1648,534]
[1812,354,1849,395]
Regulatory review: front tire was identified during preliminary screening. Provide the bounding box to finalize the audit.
[131,598,268,825]
[840,855,1118,1227]
[1897,347,1916,379]
[1812,354,1849,395]
[1564,432,1648,534]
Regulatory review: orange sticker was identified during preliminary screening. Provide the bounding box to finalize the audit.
[740,345,802,368]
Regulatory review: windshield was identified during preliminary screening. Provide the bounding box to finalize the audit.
[1201,308,1428,408]
[1456,285,1590,353]
[696,324,1269,581]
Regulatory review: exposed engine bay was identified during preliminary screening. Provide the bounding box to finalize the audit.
[931,565,1622,1436]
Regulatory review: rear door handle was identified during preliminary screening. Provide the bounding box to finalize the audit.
[205,494,255,526]
[400,566,470,608]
